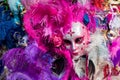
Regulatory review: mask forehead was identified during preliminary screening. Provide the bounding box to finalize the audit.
[64,22,84,40]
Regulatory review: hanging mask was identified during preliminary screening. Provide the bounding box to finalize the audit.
[18,35,28,47]
[107,30,118,41]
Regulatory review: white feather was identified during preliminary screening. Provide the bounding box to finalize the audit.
[110,15,120,29]
[72,57,86,78]
[86,30,112,79]
[87,30,110,63]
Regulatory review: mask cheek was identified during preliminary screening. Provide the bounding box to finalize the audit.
[77,45,84,52]
[78,42,87,52]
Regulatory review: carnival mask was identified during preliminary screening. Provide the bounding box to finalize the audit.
[107,30,118,41]
[63,22,89,57]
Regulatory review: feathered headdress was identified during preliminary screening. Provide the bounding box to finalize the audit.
[23,1,96,79]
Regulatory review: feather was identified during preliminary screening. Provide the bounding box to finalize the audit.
[3,43,59,80]
[21,0,51,10]
[7,0,24,24]
[87,30,109,63]
[72,56,86,78]
[86,29,111,79]
[109,37,120,66]
[110,15,120,29]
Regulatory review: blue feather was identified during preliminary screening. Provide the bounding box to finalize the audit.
[83,13,89,26]
[0,3,26,49]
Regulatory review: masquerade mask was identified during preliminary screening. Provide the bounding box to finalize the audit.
[63,22,89,57]
[18,35,28,47]
[107,30,118,41]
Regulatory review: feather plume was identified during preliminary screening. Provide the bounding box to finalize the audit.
[86,29,111,79]
[87,30,110,63]
[109,37,120,66]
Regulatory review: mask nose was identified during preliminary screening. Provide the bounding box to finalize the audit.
[72,42,77,51]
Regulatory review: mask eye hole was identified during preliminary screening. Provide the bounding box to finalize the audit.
[75,37,84,44]
[63,39,71,46]
[109,33,113,37]
[107,32,115,38]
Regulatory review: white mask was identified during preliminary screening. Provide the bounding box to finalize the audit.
[63,22,89,57]
[18,35,28,47]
